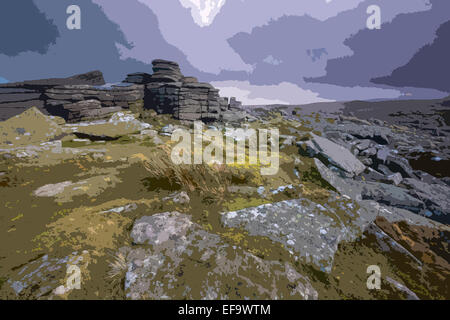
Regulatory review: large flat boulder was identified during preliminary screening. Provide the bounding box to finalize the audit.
[0,71,105,89]
[299,133,366,176]
[70,111,151,140]
[221,196,376,272]
[126,212,317,300]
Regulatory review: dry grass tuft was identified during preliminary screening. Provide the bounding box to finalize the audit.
[140,146,235,196]
[107,251,128,282]
[143,155,231,195]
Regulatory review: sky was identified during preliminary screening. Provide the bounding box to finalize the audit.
[0,0,448,104]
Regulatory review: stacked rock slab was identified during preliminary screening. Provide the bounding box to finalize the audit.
[0,88,44,120]
[0,60,242,123]
[43,84,144,123]
[125,59,230,122]
[0,71,106,121]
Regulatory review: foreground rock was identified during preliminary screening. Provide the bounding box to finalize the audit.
[222,197,376,272]
[68,111,151,140]
[2,251,91,299]
[125,212,317,300]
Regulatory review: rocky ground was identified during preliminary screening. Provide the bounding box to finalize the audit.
[0,96,449,300]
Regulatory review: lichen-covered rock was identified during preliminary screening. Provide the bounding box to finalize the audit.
[222,197,372,273]
[126,212,317,300]
[68,111,151,140]
[2,251,91,300]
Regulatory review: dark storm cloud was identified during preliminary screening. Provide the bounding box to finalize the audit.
[0,0,194,83]
[372,20,450,93]
[0,0,59,56]
[308,0,450,91]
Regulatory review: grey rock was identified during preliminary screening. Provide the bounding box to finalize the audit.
[355,139,373,151]
[124,73,153,84]
[0,71,106,121]
[222,196,374,272]
[3,251,90,299]
[387,173,403,186]
[376,147,391,163]
[162,191,190,204]
[361,182,424,214]
[131,212,193,245]
[361,158,373,166]
[403,178,450,224]
[314,159,364,200]
[300,133,366,176]
[280,135,296,146]
[328,122,390,145]
[126,212,317,300]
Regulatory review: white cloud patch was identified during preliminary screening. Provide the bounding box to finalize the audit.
[263,55,282,66]
[179,0,226,27]
[211,81,333,105]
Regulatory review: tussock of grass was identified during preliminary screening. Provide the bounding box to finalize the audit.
[143,154,230,194]
[107,251,128,283]
[139,146,262,196]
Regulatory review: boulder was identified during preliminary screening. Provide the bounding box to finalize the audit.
[221,196,375,273]
[299,133,366,176]
[361,182,424,214]
[126,212,317,299]
[403,178,450,224]
[72,111,151,140]
[387,173,403,186]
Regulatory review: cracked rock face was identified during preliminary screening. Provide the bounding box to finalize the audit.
[125,212,318,300]
[221,197,372,273]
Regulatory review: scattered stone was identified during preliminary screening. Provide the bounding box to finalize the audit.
[72,111,150,140]
[101,203,138,214]
[34,181,74,197]
[162,191,190,204]
[387,173,403,186]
